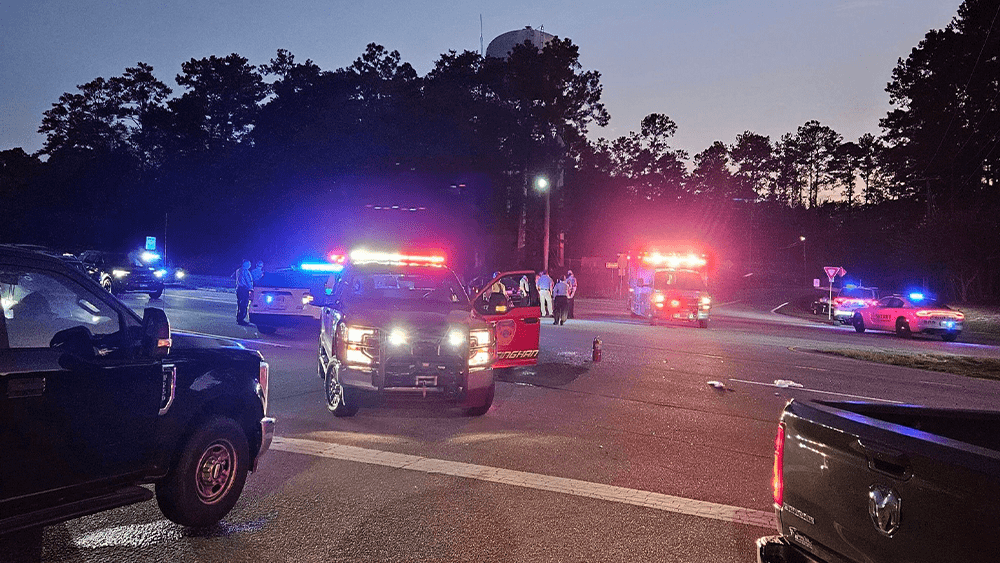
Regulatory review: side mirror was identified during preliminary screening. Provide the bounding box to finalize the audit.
[142,307,171,358]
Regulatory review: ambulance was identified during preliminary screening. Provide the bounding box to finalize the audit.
[626,249,712,328]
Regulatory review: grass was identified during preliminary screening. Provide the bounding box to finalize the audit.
[817,349,1000,381]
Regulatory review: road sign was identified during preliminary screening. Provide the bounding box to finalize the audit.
[813,278,821,288]
[146,236,157,251]
[823,266,840,282]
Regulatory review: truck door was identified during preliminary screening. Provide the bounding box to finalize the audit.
[472,271,540,368]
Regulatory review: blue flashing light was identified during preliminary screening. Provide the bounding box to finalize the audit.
[265,294,274,304]
[844,283,857,289]
[909,292,925,301]
[300,262,344,273]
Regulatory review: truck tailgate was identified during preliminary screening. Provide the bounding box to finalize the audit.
[779,400,1000,563]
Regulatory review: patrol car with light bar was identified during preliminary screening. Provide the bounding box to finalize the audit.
[312,250,540,417]
[249,262,342,334]
[851,293,964,341]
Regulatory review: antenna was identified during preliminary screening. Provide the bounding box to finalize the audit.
[480,14,484,56]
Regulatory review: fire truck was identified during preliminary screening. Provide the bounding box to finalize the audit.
[626,249,712,328]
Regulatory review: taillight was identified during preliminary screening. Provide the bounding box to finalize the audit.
[258,362,269,415]
[834,297,847,305]
[772,422,785,507]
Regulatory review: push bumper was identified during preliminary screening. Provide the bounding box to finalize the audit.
[252,416,276,472]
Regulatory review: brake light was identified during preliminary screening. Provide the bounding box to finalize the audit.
[772,422,785,507]
[915,310,932,317]
[834,297,847,305]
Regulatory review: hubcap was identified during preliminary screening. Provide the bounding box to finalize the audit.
[195,440,236,504]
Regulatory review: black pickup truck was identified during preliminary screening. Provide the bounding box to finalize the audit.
[0,245,275,537]
[757,400,1000,562]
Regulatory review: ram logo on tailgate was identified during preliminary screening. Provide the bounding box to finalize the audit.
[869,484,902,536]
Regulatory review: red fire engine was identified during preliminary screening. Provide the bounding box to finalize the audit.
[626,249,712,328]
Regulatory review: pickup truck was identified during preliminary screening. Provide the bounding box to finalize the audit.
[0,245,275,537]
[757,400,1000,562]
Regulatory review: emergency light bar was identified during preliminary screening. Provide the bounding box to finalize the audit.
[641,252,706,269]
[349,249,446,266]
[300,262,345,273]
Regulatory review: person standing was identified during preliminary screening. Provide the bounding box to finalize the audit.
[519,274,530,298]
[552,275,569,325]
[536,270,553,317]
[566,269,578,319]
[232,260,254,326]
[252,261,264,283]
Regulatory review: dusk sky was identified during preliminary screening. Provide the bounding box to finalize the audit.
[3,1,963,157]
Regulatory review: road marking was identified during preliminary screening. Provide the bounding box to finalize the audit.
[770,302,789,314]
[172,329,292,348]
[163,292,234,304]
[269,436,775,529]
[918,380,962,388]
[727,378,903,403]
[715,300,742,307]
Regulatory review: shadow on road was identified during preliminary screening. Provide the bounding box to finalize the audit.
[495,363,589,387]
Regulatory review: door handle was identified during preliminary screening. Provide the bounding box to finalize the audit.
[523,317,539,324]
[8,377,46,398]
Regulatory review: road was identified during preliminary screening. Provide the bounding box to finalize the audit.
[25,289,1000,563]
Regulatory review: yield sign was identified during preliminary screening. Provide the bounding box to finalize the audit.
[824,266,841,282]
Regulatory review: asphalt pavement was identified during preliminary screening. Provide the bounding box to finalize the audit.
[17,288,1000,563]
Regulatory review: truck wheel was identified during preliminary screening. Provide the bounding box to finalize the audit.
[325,364,359,417]
[942,331,959,342]
[464,383,495,416]
[852,314,865,333]
[156,416,249,528]
[895,318,912,338]
[148,288,163,299]
[698,319,709,329]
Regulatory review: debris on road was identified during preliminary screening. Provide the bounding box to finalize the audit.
[773,379,804,388]
[707,380,726,389]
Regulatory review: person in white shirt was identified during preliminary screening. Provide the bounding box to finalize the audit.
[536,270,553,317]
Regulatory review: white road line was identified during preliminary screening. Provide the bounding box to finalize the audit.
[269,436,776,530]
[770,302,789,314]
[727,378,903,403]
[163,293,234,304]
[172,329,292,348]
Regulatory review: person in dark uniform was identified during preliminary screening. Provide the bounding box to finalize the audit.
[552,275,569,325]
[566,269,578,319]
[232,260,254,325]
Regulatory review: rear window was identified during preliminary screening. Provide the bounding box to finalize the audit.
[839,288,876,299]
[258,270,334,289]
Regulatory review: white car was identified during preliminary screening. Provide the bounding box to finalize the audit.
[250,267,338,334]
[851,293,964,341]
[813,285,878,323]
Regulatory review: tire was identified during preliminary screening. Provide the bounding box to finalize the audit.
[325,363,359,417]
[895,318,912,338]
[942,331,960,342]
[148,288,163,299]
[256,324,276,335]
[464,382,495,417]
[853,314,866,333]
[698,319,709,329]
[101,277,113,293]
[156,416,249,528]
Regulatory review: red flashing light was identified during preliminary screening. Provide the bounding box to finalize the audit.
[640,251,707,269]
[349,249,446,266]
[328,253,347,264]
[772,422,785,507]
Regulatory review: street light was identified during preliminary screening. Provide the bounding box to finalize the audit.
[536,176,551,272]
[799,236,807,286]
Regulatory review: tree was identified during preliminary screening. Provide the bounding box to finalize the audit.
[833,141,861,206]
[689,141,735,199]
[172,54,268,151]
[856,133,889,205]
[730,131,773,201]
[593,113,687,204]
[792,120,843,208]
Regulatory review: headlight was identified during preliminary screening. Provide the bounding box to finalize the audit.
[448,329,465,347]
[302,294,314,305]
[469,349,492,367]
[670,299,681,308]
[653,292,665,303]
[154,269,167,278]
[469,329,491,348]
[346,326,377,344]
[389,328,408,346]
[112,269,129,278]
[174,269,186,280]
[701,296,711,305]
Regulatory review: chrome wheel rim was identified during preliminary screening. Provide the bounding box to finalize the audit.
[195,439,236,504]
[326,365,343,410]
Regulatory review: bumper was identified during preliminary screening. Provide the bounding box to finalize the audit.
[249,312,319,327]
[916,319,964,333]
[114,279,164,293]
[831,308,855,322]
[756,536,824,563]
[340,362,493,399]
[652,307,710,321]
[252,416,276,472]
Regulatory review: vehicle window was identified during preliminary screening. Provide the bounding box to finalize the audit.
[350,270,469,307]
[653,270,705,291]
[888,298,904,308]
[0,267,120,348]
[839,288,874,299]
[258,270,333,289]
[877,297,894,307]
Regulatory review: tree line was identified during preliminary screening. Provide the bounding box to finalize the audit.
[2,0,999,301]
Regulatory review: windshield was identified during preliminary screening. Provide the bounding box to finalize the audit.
[653,270,705,291]
[346,269,469,308]
[259,270,335,289]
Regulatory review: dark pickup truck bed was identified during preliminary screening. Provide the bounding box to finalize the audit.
[758,400,1000,563]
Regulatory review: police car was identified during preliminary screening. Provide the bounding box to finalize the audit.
[812,284,879,323]
[851,293,964,341]
[313,250,540,417]
[249,264,340,334]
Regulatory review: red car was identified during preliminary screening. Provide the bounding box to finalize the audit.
[851,293,964,341]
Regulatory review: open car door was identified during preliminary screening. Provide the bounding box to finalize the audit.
[472,270,540,369]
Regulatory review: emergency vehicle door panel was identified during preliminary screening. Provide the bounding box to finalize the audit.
[473,270,540,368]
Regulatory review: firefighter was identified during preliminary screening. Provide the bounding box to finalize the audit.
[536,270,553,317]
